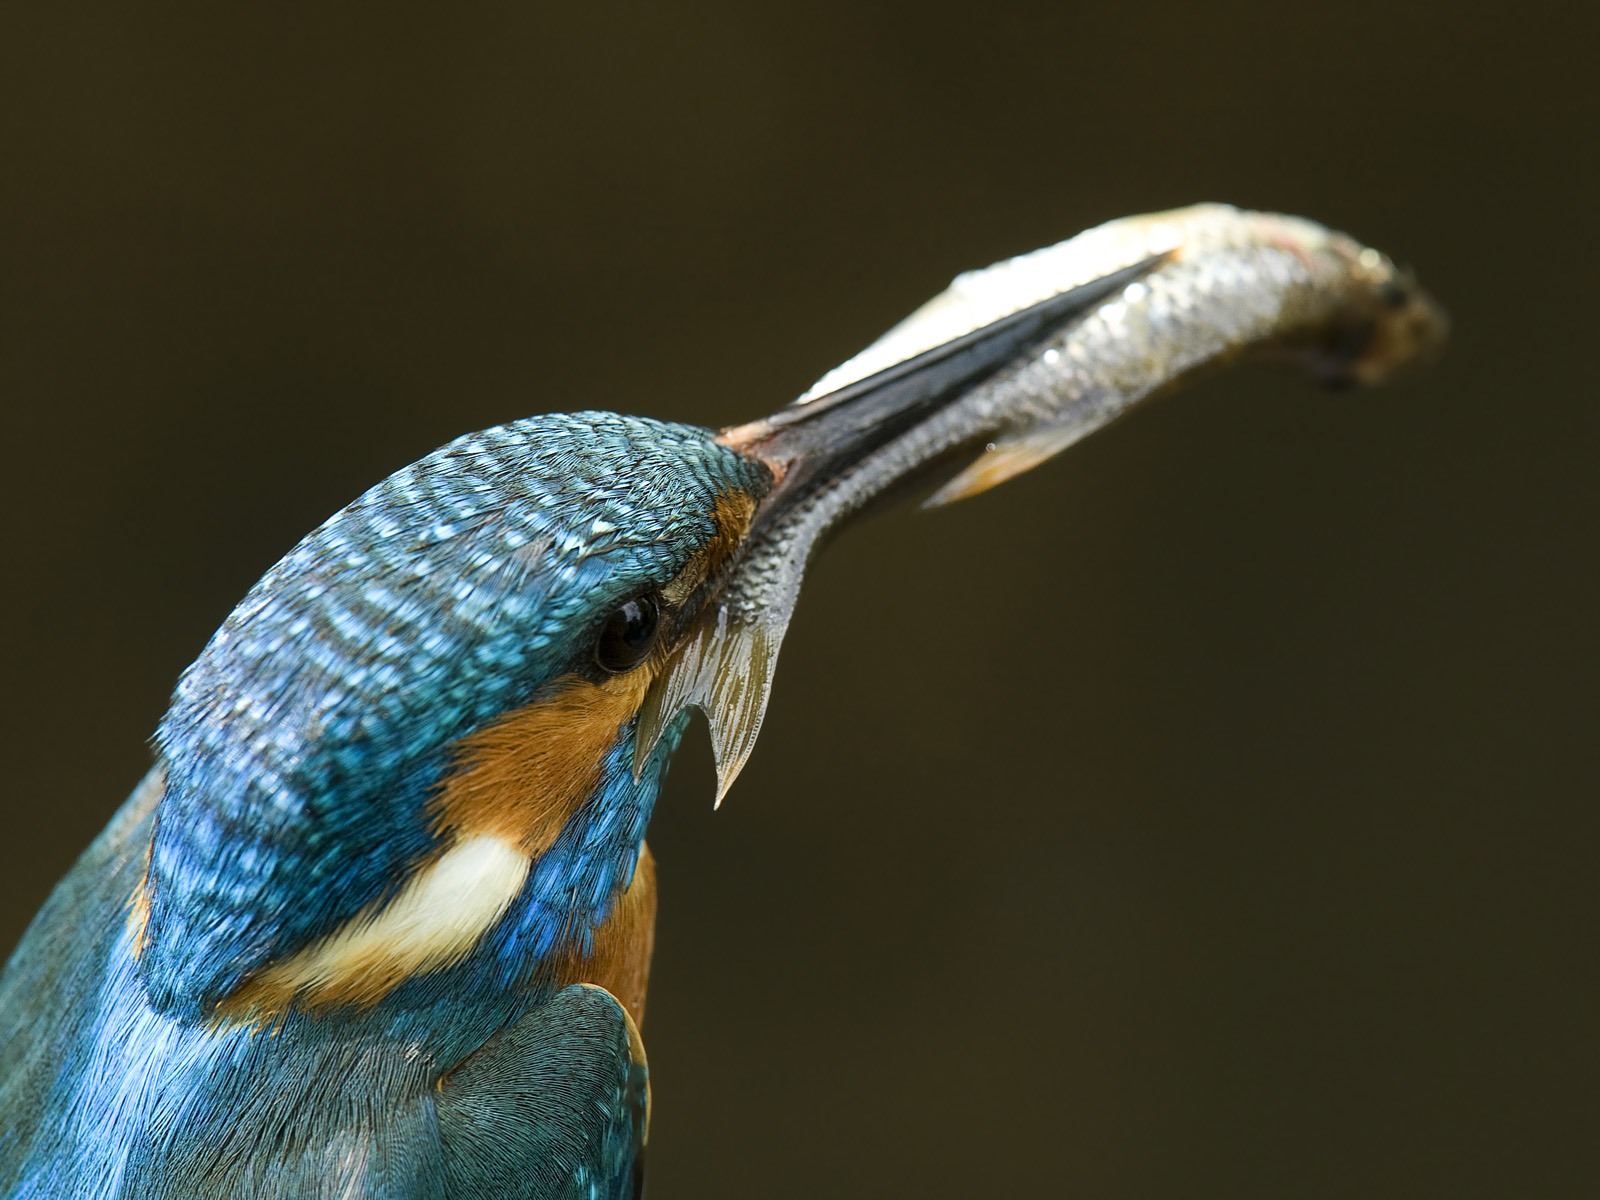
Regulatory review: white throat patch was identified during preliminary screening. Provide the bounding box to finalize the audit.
[226,833,531,1015]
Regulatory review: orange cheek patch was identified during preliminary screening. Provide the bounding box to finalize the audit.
[709,489,757,555]
[659,489,758,608]
[436,668,652,855]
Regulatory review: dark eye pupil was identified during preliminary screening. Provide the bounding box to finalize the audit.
[595,594,660,673]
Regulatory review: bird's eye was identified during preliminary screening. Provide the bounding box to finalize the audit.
[595,593,661,674]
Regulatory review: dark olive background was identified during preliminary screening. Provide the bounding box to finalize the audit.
[1,2,1594,1196]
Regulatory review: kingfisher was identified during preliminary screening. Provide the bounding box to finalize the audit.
[0,206,1442,1198]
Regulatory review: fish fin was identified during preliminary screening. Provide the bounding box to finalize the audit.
[925,423,1097,506]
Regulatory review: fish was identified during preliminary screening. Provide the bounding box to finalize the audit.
[639,203,1447,798]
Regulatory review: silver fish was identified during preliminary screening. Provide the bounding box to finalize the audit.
[638,203,1447,797]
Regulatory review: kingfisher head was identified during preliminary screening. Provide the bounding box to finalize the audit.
[141,415,761,1021]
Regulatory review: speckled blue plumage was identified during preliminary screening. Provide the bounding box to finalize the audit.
[0,411,770,1198]
[149,412,766,1017]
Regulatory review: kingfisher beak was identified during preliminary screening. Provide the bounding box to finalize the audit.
[635,257,1163,802]
[716,255,1161,522]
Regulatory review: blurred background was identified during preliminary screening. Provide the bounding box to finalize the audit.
[1,1,1593,1195]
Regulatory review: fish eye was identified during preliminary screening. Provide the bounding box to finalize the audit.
[595,593,661,674]
[1379,280,1411,311]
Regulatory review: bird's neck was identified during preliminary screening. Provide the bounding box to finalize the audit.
[208,724,669,1026]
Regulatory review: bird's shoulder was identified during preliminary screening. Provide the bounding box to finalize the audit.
[435,982,649,1200]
